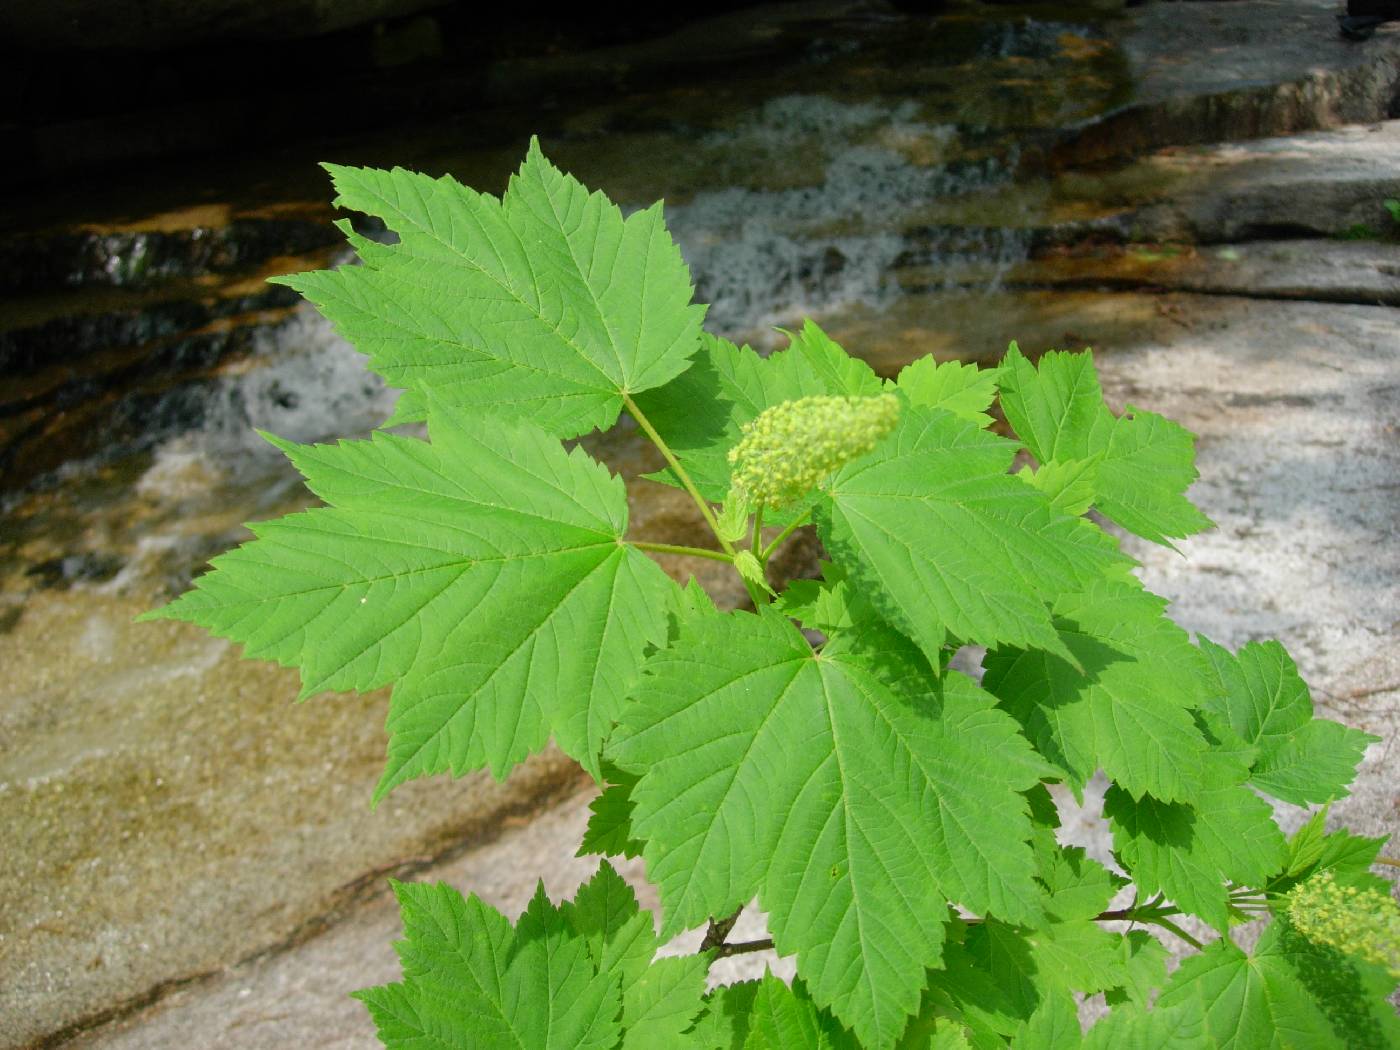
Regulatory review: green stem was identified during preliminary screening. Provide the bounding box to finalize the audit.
[624,393,734,557]
[624,392,765,606]
[629,541,733,564]
[1148,915,1206,950]
[752,506,765,554]
[760,508,812,563]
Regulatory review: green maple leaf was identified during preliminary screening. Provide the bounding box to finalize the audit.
[1154,919,1400,1049]
[609,607,1052,1048]
[632,320,884,500]
[684,981,761,1049]
[1104,768,1286,931]
[741,974,860,1050]
[143,401,674,792]
[927,846,1159,1044]
[818,404,1131,664]
[1269,808,1391,898]
[1018,458,1099,517]
[1199,638,1377,806]
[276,139,705,437]
[1078,999,1206,1050]
[983,582,1214,802]
[997,344,1212,546]
[356,878,622,1050]
[577,764,644,861]
[893,357,1000,426]
[1012,994,1081,1050]
[560,861,710,1048]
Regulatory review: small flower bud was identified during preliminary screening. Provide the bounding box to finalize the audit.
[728,394,900,509]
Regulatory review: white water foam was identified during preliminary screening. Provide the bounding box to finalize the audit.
[664,94,1027,337]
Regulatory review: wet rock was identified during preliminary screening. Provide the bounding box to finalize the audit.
[1053,4,1400,164]
[24,553,123,590]
[1085,121,1400,243]
[0,211,340,296]
[999,239,1400,305]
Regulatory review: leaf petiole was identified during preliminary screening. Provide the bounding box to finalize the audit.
[760,508,812,563]
[624,391,766,606]
[630,541,734,564]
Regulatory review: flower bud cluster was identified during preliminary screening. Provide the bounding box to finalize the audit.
[1286,871,1400,975]
[728,394,900,509]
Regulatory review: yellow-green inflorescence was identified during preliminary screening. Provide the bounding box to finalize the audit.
[1286,871,1400,975]
[728,394,900,509]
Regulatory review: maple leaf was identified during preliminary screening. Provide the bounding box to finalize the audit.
[1104,772,1286,932]
[143,400,674,792]
[984,582,1215,802]
[356,879,621,1050]
[1155,920,1400,1048]
[359,862,710,1050]
[609,607,1052,1048]
[1199,638,1377,806]
[276,139,705,437]
[998,343,1212,546]
[560,862,710,1047]
[817,404,1131,664]
[892,357,1000,426]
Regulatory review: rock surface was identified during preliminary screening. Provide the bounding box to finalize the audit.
[3,2,1399,1047]
[59,290,1400,1047]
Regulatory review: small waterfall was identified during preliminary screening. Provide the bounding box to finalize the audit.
[664,94,1031,339]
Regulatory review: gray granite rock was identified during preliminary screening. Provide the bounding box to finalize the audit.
[62,289,1400,1049]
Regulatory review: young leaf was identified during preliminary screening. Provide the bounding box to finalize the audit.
[356,879,622,1050]
[773,562,882,635]
[983,582,1214,802]
[609,608,1051,1048]
[893,357,1000,427]
[1199,638,1377,806]
[276,139,704,436]
[1017,458,1099,517]
[818,404,1130,664]
[997,344,1212,547]
[1269,812,1391,898]
[144,401,674,791]
[997,344,1104,464]
[1033,843,1124,925]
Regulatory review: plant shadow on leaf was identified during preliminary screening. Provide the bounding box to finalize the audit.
[1275,918,1389,1048]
